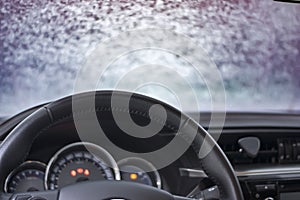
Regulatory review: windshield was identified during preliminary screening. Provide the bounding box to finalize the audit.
[1,0,300,116]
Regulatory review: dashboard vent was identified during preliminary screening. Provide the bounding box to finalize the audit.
[278,138,300,164]
[220,140,278,166]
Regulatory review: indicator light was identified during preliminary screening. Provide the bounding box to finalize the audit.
[70,170,77,177]
[84,169,90,176]
[77,168,84,174]
[130,173,138,180]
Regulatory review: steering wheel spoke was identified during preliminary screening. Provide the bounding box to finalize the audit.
[2,190,58,200]
[1,181,181,200]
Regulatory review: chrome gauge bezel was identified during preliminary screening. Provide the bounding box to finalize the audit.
[118,157,162,189]
[4,161,47,193]
[44,142,121,190]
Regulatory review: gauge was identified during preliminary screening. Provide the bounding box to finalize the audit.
[4,161,46,193]
[45,142,120,190]
[120,165,153,186]
[118,157,162,189]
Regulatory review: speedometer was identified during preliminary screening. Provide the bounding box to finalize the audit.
[45,142,120,190]
[4,161,46,193]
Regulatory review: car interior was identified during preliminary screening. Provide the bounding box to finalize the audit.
[0,0,300,200]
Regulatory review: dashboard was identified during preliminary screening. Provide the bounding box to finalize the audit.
[2,110,300,200]
[4,142,162,193]
[0,116,205,198]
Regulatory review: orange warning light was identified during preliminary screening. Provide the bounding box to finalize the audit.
[130,173,138,180]
[77,168,84,174]
[84,169,90,176]
[70,170,77,177]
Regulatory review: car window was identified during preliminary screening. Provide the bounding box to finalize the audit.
[0,0,300,115]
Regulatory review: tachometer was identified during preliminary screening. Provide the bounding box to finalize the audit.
[4,161,46,193]
[45,142,120,190]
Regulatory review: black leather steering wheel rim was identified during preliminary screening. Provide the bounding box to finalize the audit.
[0,90,243,200]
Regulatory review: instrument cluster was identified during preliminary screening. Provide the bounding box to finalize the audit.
[4,142,162,193]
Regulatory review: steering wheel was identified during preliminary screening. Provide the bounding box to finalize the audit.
[0,91,243,200]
